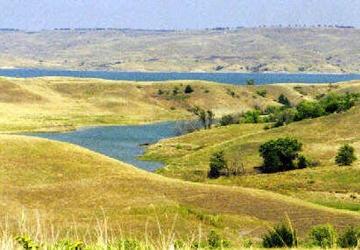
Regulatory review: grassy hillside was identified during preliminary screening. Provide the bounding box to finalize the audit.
[0,28,359,73]
[1,134,360,246]
[1,77,359,133]
[1,77,360,247]
[144,96,360,211]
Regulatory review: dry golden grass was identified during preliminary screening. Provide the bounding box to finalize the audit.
[1,77,360,247]
[1,28,359,73]
[1,76,359,133]
[1,134,359,244]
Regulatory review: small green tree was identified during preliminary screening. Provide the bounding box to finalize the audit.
[207,230,230,249]
[335,144,357,166]
[208,151,227,179]
[184,84,194,94]
[172,86,179,96]
[262,222,298,248]
[338,226,360,248]
[259,138,302,173]
[206,110,215,129]
[310,224,337,249]
[256,89,267,97]
[295,101,325,120]
[219,114,239,126]
[189,106,215,130]
[242,110,261,123]
[271,108,297,127]
[278,94,291,107]
[297,154,310,169]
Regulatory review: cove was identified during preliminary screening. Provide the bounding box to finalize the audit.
[27,121,184,171]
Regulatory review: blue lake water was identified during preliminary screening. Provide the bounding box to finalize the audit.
[1,68,360,85]
[27,122,184,171]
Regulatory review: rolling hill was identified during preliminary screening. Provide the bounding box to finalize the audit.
[144,97,360,212]
[1,134,360,245]
[1,76,359,133]
[1,77,360,247]
[0,28,359,73]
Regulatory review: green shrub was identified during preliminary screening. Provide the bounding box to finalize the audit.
[115,239,143,250]
[297,154,310,169]
[259,137,302,173]
[256,89,267,97]
[320,92,359,113]
[270,108,297,127]
[55,239,84,250]
[219,114,239,126]
[338,226,360,248]
[336,144,357,166]
[264,105,282,115]
[184,84,194,94]
[242,110,261,123]
[310,224,337,248]
[172,86,180,96]
[226,88,236,97]
[295,101,325,120]
[157,89,164,95]
[207,230,230,249]
[262,223,298,248]
[208,151,227,179]
[15,235,40,250]
[278,94,291,107]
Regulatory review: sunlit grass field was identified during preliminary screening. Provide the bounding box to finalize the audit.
[1,77,360,248]
[144,103,360,212]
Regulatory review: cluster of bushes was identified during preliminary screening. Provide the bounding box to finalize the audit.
[15,231,230,250]
[262,221,360,249]
[219,110,262,126]
[266,92,359,127]
[157,84,194,97]
[256,89,267,97]
[14,221,360,249]
[259,137,356,173]
[208,151,245,178]
[210,137,357,177]
[218,92,359,129]
[259,137,316,173]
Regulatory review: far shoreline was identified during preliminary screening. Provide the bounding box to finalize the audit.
[1,67,360,75]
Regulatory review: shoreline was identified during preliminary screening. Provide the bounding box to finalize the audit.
[1,67,360,76]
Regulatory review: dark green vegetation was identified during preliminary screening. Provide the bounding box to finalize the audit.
[336,144,357,166]
[144,83,360,215]
[217,92,359,129]
[309,224,337,248]
[208,151,244,178]
[259,138,303,173]
[262,221,297,248]
[1,28,359,72]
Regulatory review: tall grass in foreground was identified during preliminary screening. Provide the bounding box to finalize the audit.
[0,210,235,250]
[1,211,360,249]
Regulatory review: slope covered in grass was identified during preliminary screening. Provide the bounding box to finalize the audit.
[1,77,359,133]
[1,135,359,244]
[0,28,359,73]
[144,103,360,211]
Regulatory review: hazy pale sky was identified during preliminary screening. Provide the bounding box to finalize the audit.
[1,0,359,30]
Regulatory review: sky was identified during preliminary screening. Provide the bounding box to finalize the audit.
[0,0,359,30]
